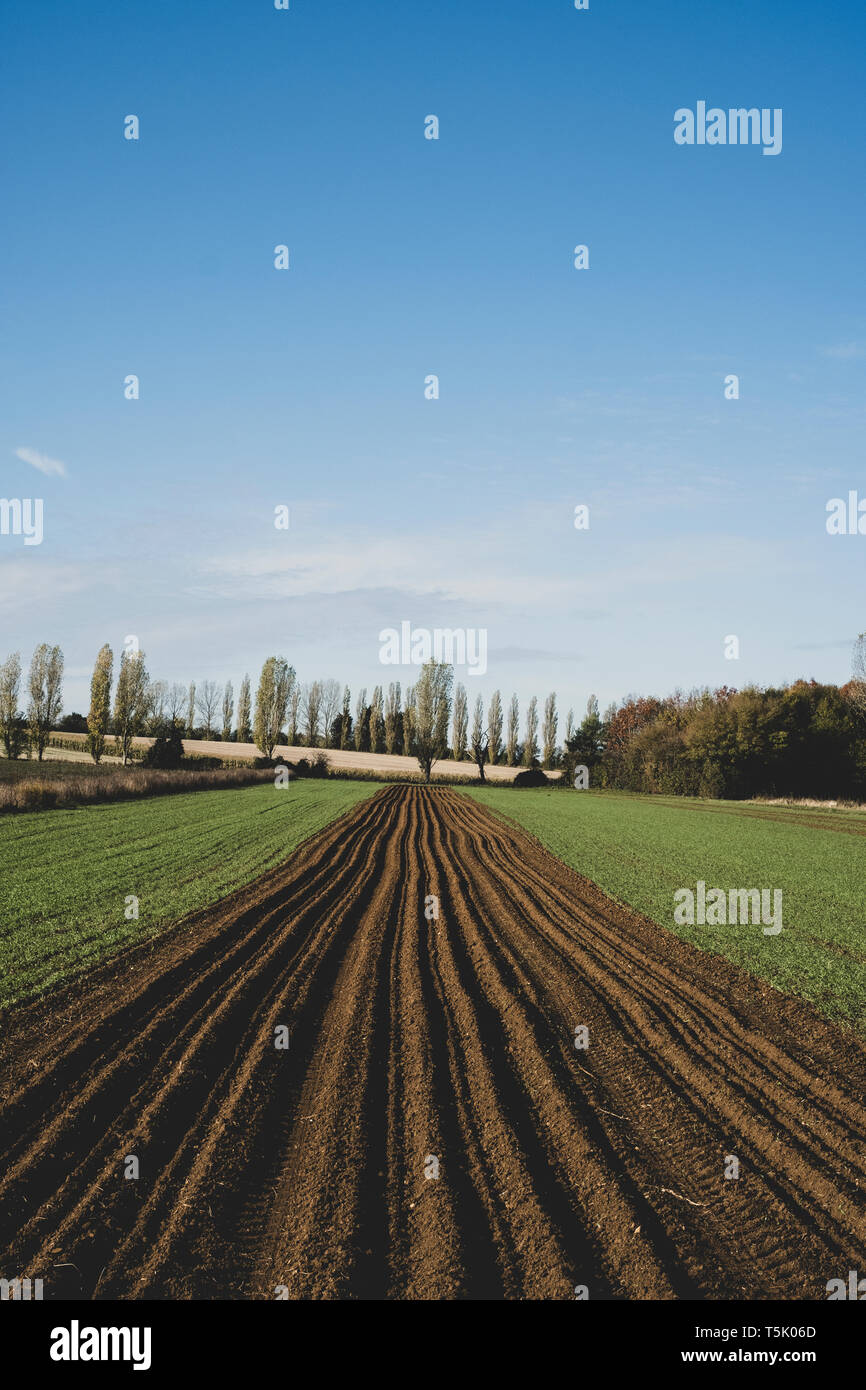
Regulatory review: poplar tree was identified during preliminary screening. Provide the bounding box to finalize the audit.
[340,685,351,749]
[87,644,113,762]
[384,682,402,754]
[505,693,520,766]
[354,687,367,751]
[451,682,468,761]
[403,685,416,755]
[28,643,64,761]
[487,689,503,766]
[254,656,295,759]
[236,675,252,743]
[542,691,558,769]
[0,652,24,758]
[113,648,150,765]
[221,680,234,741]
[413,661,452,783]
[369,685,384,753]
[523,695,539,767]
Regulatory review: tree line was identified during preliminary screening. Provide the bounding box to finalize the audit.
[2,639,864,796]
[561,681,866,800]
[0,644,567,781]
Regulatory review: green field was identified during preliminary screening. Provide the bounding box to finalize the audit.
[465,787,866,1031]
[0,779,379,1010]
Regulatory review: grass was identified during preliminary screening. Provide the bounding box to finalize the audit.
[0,778,380,1011]
[0,757,282,812]
[0,756,122,781]
[464,786,866,1032]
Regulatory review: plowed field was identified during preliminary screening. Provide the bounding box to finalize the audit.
[2,786,864,1300]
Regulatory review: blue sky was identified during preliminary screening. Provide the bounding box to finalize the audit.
[2,0,865,721]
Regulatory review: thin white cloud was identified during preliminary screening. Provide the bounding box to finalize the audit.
[194,523,790,612]
[818,343,865,360]
[0,560,92,612]
[15,446,67,477]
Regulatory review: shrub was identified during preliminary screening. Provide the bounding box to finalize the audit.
[512,768,550,788]
[57,712,89,734]
[293,752,329,779]
[142,728,185,769]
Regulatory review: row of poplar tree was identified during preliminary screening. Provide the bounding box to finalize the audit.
[0,643,586,775]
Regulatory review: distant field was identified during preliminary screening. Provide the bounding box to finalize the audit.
[464,787,866,1031]
[0,779,379,1010]
[47,730,548,782]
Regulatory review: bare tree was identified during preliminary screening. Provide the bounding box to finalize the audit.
[487,690,503,766]
[301,680,323,747]
[452,682,468,761]
[287,682,301,745]
[542,691,558,768]
[146,679,168,735]
[470,693,489,781]
[28,643,64,760]
[565,708,575,744]
[186,682,196,737]
[413,661,452,782]
[167,682,186,726]
[523,695,539,767]
[506,693,520,766]
[221,680,234,741]
[320,679,341,747]
[196,680,222,740]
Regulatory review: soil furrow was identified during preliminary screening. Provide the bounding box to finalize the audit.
[1,785,863,1301]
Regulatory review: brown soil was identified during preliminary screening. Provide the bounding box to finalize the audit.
[1,786,864,1301]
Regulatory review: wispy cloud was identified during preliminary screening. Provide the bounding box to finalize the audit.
[818,343,865,361]
[194,520,789,616]
[0,560,92,612]
[15,446,68,477]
